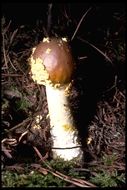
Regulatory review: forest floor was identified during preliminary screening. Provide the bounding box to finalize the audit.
[1,4,126,187]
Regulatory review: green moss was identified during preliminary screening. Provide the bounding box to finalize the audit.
[2,157,125,188]
[2,170,66,187]
[2,158,82,187]
[15,97,31,111]
[102,154,117,166]
[90,170,125,187]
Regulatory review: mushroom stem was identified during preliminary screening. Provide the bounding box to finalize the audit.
[46,84,83,161]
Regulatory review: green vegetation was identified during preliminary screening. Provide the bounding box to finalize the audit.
[2,170,66,187]
[90,170,125,187]
[102,153,117,166]
[89,154,125,187]
[2,157,125,187]
[2,159,79,187]
[14,97,31,111]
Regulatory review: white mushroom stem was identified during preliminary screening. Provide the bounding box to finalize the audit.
[46,84,83,161]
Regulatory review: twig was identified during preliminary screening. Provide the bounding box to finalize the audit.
[5,117,32,133]
[52,145,81,149]
[77,36,113,64]
[2,32,9,70]
[70,175,96,187]
[2,138,17,144]
[103,75,117,94]
[71,7,92,41]
[2,20,12,35]
[8,55,17,71]
[2,138,17,147]
[33,146,48,161]
[2,74,22,77]
[78,56,88,60]
[18,130,28,142]
[10,28,18,45]
[49,170,92,187]
[2,145,12,159]
[2,21,12,72]
[72,168,91,172]
[47,3,53,36]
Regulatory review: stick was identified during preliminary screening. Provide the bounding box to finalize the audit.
[71,7,92,41]
[47,3,53,36]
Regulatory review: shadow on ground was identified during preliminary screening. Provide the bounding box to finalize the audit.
[69,38,115,162]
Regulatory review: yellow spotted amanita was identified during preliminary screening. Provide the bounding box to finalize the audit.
[29,37,83,161]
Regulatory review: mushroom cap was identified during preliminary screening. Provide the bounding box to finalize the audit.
[31,37,74,85]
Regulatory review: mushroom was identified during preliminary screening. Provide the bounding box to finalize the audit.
[29,37,83,161]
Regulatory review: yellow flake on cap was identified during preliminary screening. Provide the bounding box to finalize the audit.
[29,55,50,85]
[43,37,50,43]
[46,48,51,54]
[62,37,67,42]
[54,83,61,88]
[32,47,36,54]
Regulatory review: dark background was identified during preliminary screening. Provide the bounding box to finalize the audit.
[1,2,125,27]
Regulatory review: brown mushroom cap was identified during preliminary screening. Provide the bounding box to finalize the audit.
[32,37,74,85]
